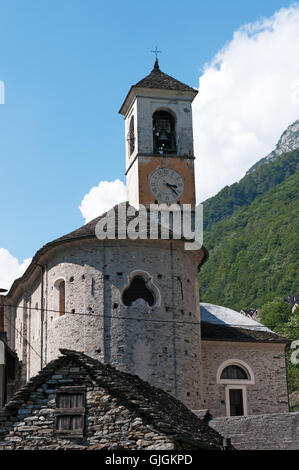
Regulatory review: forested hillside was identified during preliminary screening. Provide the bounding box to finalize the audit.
[200,149,299,311]
[203,149,299,229]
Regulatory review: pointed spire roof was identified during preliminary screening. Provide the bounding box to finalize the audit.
[119,60,198,115]
[134,59,197,93]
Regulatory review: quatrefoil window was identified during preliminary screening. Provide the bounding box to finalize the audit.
[121,271,160,308]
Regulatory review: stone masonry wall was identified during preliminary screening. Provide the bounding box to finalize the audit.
[0,358,176,450]
[209,412,299,450]
[201,341,289,416]
[7,238,202,410]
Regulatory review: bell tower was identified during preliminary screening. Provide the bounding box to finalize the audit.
[119,60,198,208]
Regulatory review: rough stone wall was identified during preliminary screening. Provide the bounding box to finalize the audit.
[201,340,289,416]
[208,412,299,450]
[0,359,176,450]
[14,300,24,368]
[1,302,15,351]
[27,280,43,379]
[7,239,202,410]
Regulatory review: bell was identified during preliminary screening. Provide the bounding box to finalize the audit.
[158,129,169,141]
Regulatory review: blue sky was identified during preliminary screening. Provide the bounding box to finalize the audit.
[0,0,298,288]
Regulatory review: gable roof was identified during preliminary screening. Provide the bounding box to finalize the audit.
[3,349,224,449]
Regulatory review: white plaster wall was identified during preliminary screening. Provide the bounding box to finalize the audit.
[136,96,194,157]
[125,100,138,165]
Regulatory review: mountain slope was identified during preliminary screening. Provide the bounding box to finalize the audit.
[203,149,299,230]
[200,151,299,310]
[247,119,299,174]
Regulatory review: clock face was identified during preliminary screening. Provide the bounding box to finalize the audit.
[149,167,185,203]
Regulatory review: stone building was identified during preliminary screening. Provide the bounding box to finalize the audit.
[0,60,292,432]
[200,303,289,416]
[0,349,224,450]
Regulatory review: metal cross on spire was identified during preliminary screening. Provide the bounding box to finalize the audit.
[151,46,162,60]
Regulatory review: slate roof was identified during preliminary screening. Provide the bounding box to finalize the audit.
[201,302,270,331]
[201,321,289,344]
[119,61,198,115]
[134,59,197,93]
[6,202,208,298]
[200,303,289,343]
[3,349,225,450]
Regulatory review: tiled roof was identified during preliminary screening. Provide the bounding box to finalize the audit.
[3,349,224,450]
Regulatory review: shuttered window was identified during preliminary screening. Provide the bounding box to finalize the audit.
[54,386,85,436]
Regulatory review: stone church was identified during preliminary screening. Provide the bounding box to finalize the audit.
[0,61,293,446]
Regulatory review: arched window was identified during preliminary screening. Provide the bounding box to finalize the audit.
[54,279,65,317]
[127,115,135,156]
[153,110,176,155]
[221,365,248,380]
[121,271,160,308]
[216,360,255,417]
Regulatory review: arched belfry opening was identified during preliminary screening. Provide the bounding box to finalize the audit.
[153,110,176,155]
[128,115,135,156]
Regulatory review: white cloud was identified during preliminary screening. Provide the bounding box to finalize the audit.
[193,4,299,202]
[0,248,32,291]
[78,6,299,212]
[79,178,127,224]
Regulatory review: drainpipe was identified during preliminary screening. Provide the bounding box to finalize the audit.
[35,263,45,370]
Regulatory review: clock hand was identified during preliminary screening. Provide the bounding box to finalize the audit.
[165,182,179,196]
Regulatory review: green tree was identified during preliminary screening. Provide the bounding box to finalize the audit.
[259,300,291,329]
[267,305,299,396]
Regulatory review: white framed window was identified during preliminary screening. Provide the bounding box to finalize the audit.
[225,385,248,417]
[216,359,254,417]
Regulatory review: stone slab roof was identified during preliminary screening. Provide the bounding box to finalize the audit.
[6,202,208,299]
[201,321,289,344]
[119,61,198,115]
[134,60,197,93]
[201,302,270,331]
[209,412,299,450]
[200,302,289,343]
[3,349,224,450]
